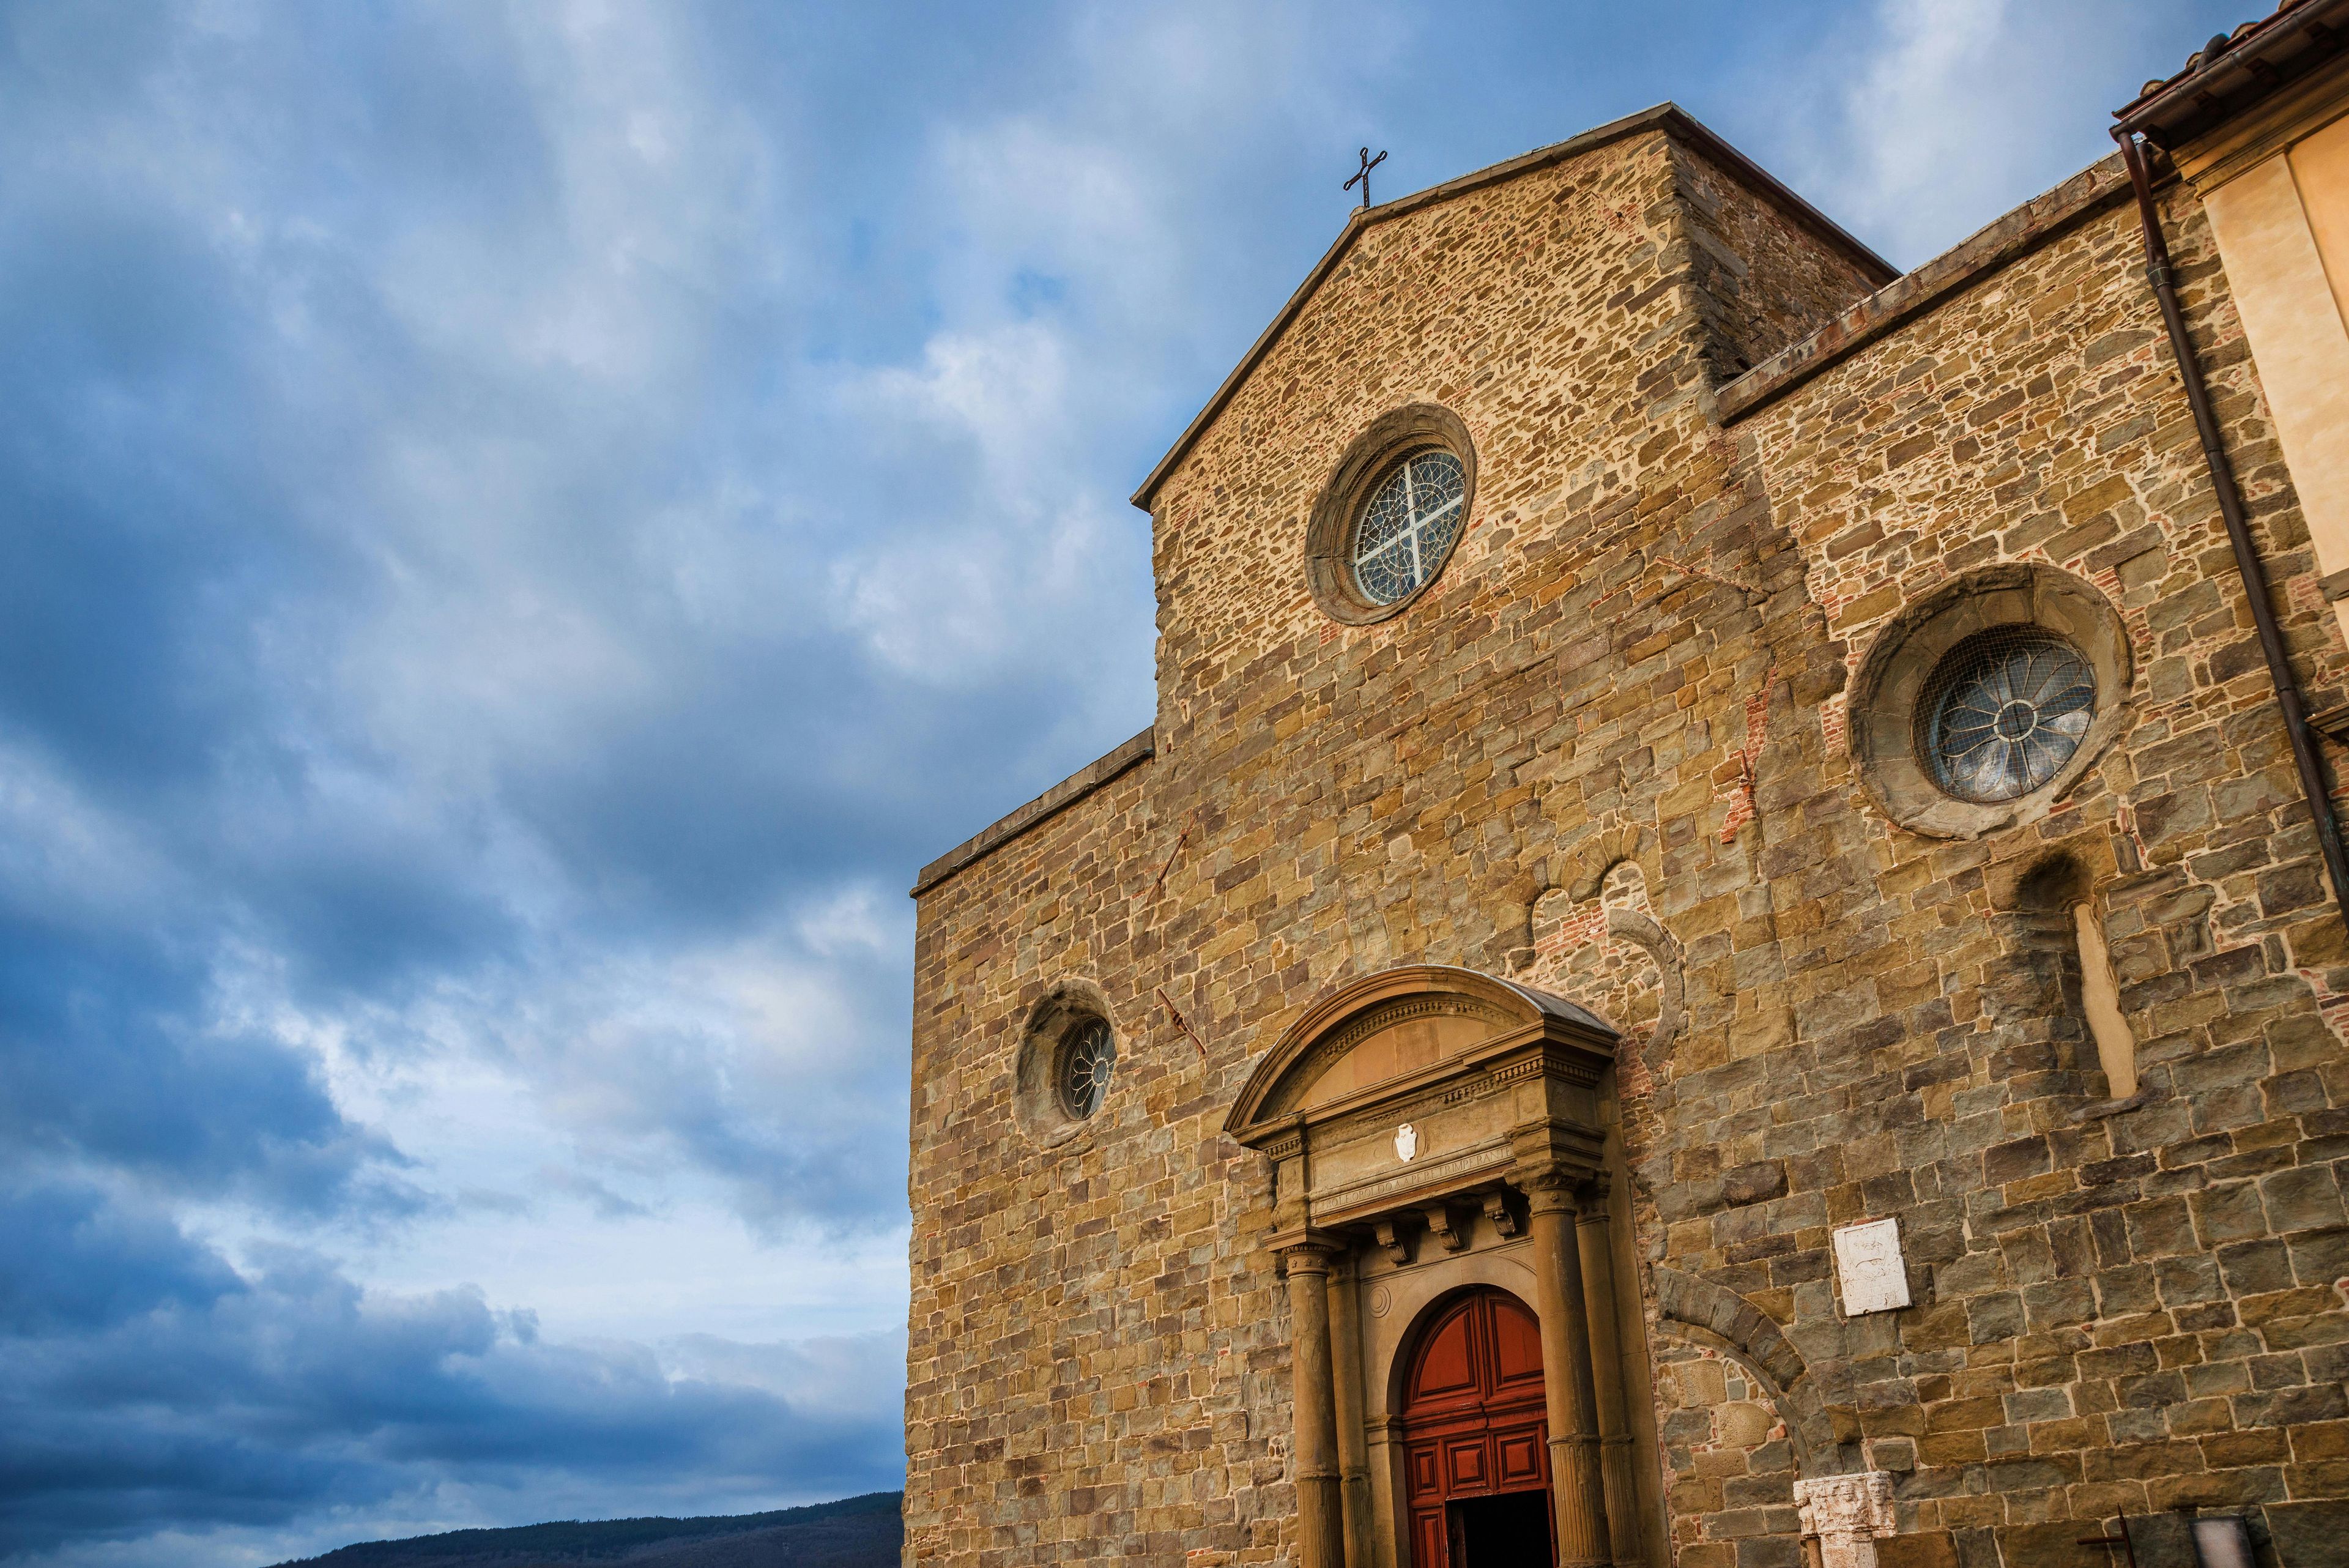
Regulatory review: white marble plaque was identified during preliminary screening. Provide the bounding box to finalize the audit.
[1393,1123,1418,1162]
[1831,1217,1910,1315]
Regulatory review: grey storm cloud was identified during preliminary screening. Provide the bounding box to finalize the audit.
[0,1180,902,1555]
[0,0,2242,1561]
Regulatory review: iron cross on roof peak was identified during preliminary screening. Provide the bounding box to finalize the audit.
[1344,146,1387,209]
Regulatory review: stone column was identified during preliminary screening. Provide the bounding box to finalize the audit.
[1282,1240,1346,1568]
[1365,1414,1405,1568]
[1326,1254,1373,1568]
[1576,1187,1644,1568]
[1526,1178,1612,1568]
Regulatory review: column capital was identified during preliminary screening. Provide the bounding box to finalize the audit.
[1575,1174,1614,1219]
[1269,1227,1347,1272]
[1516,1165,1599,1217]
[1794,1471,1896,1568]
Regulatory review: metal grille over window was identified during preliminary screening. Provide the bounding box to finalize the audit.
[1919,628,2096,803]
[1352,449,1467,606]
[1056,1017,1115,1120]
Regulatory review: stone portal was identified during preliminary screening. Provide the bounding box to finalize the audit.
[1224,965,1662,1568]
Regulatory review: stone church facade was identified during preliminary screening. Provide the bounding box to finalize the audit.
[905,10,2349,1567]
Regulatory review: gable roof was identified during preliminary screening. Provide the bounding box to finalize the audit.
[1128,103,1895,513]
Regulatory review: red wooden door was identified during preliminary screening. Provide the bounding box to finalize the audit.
[1399,1288,1555,1568]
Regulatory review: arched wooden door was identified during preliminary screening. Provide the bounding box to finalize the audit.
[1400,1287,1555,1568]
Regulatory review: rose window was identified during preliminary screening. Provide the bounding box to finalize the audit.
[1919,630,2097,803]
[1056,1017,1115,1121]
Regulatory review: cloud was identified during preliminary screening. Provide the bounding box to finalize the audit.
[0,2,955,1554]
[1774,0,2251,264]
[0,1185,242,1337]
[0,1181,899,1562]
[0,912,394,1214]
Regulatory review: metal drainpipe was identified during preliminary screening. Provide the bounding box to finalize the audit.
[2113,130,2349,932]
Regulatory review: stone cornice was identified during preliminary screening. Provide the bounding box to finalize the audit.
[1310,1139,1518,1225]
[910,727,1155,897]
[1716,153,2137,425]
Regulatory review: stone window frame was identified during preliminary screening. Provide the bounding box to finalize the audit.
[1849,563,2132,839]
[1305,403,1480,626]
[1010,978,1119,1151]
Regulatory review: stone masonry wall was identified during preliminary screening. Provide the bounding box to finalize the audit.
[1672,143,1889,384]
[1709,167,2349,1564]
[905,124,2349,1568]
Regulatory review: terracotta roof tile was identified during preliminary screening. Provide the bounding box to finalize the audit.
[2113,0,2345,140]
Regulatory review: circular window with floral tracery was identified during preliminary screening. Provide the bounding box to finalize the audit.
[1849,563,2131,839]
[1056,1016,1115,1120]
[1011,981,1118,1150]
[1918,628,2098,803]
[1351,450,1468,606]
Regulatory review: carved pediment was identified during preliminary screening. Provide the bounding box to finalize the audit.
[1280,994,1510,1113]
[1224,965,1616,1143]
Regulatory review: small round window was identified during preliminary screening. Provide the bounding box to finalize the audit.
[1013,981,1118,1149]
[1056,1016,1115,1120]
[1306,405,1478,625]
[1352,450,1468,606]
[1918,628,2096,803]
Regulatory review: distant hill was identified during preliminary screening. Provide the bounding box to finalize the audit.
[272,1490,902,1568]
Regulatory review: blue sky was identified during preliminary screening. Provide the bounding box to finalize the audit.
[0,1,2246,1562]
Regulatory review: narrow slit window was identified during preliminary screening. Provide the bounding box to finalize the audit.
[2070,900,2137,1099]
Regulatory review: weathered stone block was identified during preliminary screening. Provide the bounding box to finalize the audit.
[2262,1166,2347,1234]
